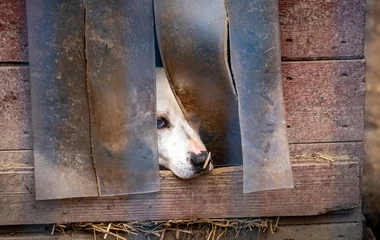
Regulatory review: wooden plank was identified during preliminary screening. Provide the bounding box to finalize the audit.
[0,223,363,239]
[279,0,365,60]
[0,0,364,61]
[0,0,28,61]
[0,162,360,224]
[283,60,365,143]
[289,142,363,159]
[0,225,45,234]
[0,142,361,225]
[0,172,33,195]
[267,222,363,240]
[0,67,31,149]
[0,150,33,170]
[0,60,365,150]
[278,207,362,225]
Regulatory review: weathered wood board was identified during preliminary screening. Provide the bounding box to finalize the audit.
[0,60,365,151]
[0,222,363,239]
[267,222,363,240]
[0,141,361,225]
[279,0,365,60]
[0,0,365,61]
[0,67,31,149]
[283,60,365,143]
[0,0,29,62]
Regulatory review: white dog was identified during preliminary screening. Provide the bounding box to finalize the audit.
[156,68,214,179]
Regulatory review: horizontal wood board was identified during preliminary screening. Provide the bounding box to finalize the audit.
[0,222,363,239]
[0,0,365,61]
[0,208,363,234]
[0,60,365,150]
[0,142,361,225]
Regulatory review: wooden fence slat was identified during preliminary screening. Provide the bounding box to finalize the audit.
[0,0,365,61]
[0,141,361,225]
[0,60,365,150]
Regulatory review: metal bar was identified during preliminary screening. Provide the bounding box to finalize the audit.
[154,0,242,166]
[226,0,294,192]
[86,0,159,196]
[26,0,98,200]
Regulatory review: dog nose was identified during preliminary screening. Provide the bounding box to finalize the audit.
[190,151,208,168]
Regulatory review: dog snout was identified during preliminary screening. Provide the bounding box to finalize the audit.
[188,139,206,155]
[190,151,208,168]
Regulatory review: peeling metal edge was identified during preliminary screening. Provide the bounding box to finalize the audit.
[223,0,238,99]
[84,0,100,196]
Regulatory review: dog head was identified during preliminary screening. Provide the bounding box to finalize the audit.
[156,68,213,179]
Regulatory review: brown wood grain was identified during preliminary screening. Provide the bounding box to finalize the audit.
[0,223,363,239]
[0,141,361,225]
[0,0,28,61]
[283,60,365,143]
[279,0,365,60]
[0,67,31,149]
[0,150,33,170]
[267,222,363,240]
[0,60,365,150]
[0,0,365,61]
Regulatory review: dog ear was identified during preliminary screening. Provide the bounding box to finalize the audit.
[183,112,202,136]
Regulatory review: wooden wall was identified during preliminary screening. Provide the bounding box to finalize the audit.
[0,0,365,234]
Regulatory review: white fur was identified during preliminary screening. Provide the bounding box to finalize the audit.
[156,68,214,178]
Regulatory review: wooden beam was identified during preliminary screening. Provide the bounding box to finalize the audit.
[0,222,363,239]
[0,60,365,150]
[0,0,365,61]
[0,141,361,225]
[267,222,363,240]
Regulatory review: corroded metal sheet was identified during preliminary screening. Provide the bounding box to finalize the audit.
[26,0,98,200]
[226,0,294,192]
[86,0,159,195]
[154,0,242,166]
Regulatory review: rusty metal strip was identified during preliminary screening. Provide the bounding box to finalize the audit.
[226,0,294,192]
[154,0,242,166]
[26,0,98,200]
[86,0,159,196]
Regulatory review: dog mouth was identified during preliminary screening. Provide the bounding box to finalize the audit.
[195,162,214,175]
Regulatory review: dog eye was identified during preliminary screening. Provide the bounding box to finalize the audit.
[157,117,169,129]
